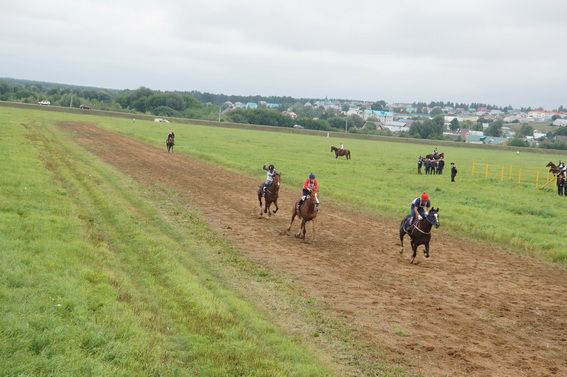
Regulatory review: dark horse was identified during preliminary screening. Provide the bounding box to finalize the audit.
[399,208,440,264]
[166,135,175,153]
[257,173,280,217]
[425,152,444,160]
[546,161,561,175]
[287,191,318,240]
[330,146,351,160]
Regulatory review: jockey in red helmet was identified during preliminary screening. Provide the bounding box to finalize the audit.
[298,173,319,209]
[410,192,431,225]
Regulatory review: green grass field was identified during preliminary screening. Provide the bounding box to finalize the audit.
[3,106,566,265]
[0,108,358,376]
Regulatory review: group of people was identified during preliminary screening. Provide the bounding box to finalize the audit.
[417,155,458,182]
[418,155,446,175]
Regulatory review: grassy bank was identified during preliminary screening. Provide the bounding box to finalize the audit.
[0,111,345,376]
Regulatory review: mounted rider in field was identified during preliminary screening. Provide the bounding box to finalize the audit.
[261,164,278,195]
[298,173,319,209]
[167,130,175,143]
[410,192,431,226]
[339,143,344,150]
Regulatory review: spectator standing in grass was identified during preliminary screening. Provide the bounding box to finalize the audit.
[450,162,458,182]
[557,172,565,196]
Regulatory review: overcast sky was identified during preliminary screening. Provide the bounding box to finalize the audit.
[1,0,566,108]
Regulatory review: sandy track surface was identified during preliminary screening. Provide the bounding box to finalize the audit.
[66,123,567,377]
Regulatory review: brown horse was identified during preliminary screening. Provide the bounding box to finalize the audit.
[546,161,561,175]
[166,135,174,153]
[287,191,318,240]
[257,173,280,217]
[330,146,351,160]
[425,152,444,160]
[399,208,440,264]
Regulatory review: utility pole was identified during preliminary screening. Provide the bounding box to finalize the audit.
[69,93,73,108]
[345,117,348,133]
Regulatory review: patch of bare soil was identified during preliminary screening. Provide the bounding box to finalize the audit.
[65,123,567,377]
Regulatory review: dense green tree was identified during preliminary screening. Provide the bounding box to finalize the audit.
[484,120,503,137]
[517,124,534,137]
[371,100,387,111]
[508,138,529,147]
[430,106,443,116]
[409,115,444,139]
[449,118,459,132]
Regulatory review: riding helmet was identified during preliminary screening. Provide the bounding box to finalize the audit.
[421,192,429,201]
[309,173,316,179]
[269,164,274,170]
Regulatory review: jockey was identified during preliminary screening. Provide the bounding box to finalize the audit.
[433,147,438,159]
[298,173,320,208]
[410,192,431,225]
[339,143,344,150]
[167,131,175,142]
[262,164,278,193]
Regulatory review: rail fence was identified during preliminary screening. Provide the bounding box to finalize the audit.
[471,161,554,189]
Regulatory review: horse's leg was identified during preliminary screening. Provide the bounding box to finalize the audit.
[311,219,316,242]
[297,219,307,240]
[424,242,430,258]
[410,242,418,264]
[296,219,306,238]
[273,199,279,214]
[287,209,297,232]
[399,230,405,254]
[258,194,263,217]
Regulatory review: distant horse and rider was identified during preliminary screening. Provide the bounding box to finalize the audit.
[546,161,566,175]
[425,152,444,160]
[257,172,280,217]
[330,146,351,160]
[400,208,440,264]
[166,131,175,153]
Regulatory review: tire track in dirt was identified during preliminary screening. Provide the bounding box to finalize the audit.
[65,122,567,377]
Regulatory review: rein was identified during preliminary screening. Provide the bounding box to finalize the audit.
[411,224,431,235]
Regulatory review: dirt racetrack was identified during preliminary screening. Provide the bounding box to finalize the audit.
[66,123,567,377]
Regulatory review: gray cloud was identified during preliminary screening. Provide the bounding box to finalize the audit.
[1,0,566,107]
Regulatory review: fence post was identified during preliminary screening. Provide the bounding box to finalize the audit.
[471,161,476,176]
[484,164,489,178]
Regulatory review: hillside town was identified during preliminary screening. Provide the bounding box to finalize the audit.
[217,98,567,146]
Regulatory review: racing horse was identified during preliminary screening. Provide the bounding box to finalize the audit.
[257,173,280,217]
[425,152,444,160]
[288,190,319,240]
[330,146,351,160]
[546,161,561,175]
[399,208,440,264]
[166,135,175,153]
